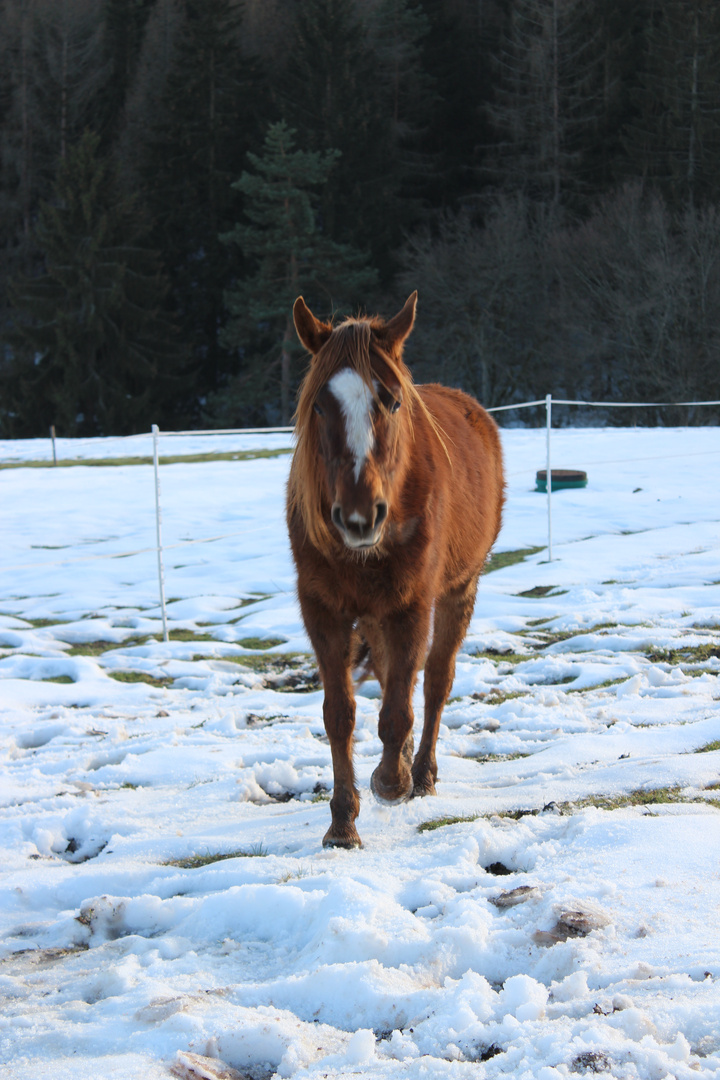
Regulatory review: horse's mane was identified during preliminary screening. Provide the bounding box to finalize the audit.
[288,314,443,553]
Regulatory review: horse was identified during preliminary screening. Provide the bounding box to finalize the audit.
[286,292,505,848]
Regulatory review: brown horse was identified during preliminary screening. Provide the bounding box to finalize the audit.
[287,292,504,848]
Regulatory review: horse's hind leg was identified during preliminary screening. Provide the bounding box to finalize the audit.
[355,615,388,691]
[412,575,479,797]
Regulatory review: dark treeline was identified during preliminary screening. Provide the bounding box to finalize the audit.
[1,0,720,436]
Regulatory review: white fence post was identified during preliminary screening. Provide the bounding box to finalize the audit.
[546,393,553,562]
[152,424,169,643]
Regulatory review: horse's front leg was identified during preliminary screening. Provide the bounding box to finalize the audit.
[298,593,361,848]
[370,604,430,804]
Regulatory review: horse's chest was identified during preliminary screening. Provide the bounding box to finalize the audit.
[319,555,415,616]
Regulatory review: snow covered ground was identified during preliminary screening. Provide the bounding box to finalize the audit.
[1,425,719,1080]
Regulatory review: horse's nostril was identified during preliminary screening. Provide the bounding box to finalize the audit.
[331,503,345,532]
[374,501,388,528]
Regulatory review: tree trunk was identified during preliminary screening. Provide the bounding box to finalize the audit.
[280,313,294,425]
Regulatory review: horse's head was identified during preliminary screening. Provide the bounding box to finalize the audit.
[292,293,418,553]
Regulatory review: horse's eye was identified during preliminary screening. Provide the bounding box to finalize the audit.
[390,399,401,414]
[314,402,324,417]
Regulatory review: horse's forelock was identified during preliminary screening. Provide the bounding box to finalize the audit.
[289,315,420,552]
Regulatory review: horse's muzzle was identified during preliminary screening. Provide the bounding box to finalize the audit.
[331,500,388,549]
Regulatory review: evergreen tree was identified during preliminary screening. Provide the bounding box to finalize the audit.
[363,0,434,201]
[95,0,156,147]
[277,0,402,276]
[414,0,497,209]
[486,0,604,208]
[4,130,186,437]
[217,121,378,425]
[625,0,720,206]
[0,0,105,304]
[140,0,267,397]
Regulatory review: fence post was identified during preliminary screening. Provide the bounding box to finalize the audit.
[50,425,57,465]
[152,424,169,643]
[546,393,553,561]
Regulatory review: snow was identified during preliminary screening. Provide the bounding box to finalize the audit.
[1,425,719,1080]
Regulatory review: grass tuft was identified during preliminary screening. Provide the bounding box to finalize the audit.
[166,843,269,869]
[646,644,720,665]
[238,636,287,650]
[108,671,174,687]
[484,546,544,574]
[418,814,479,833]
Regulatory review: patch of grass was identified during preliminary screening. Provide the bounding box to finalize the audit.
[558,786,711,814]
[197,651,311,674]
[66,635,151,656]
[567,676,628,694]
[237,636,287,650]
[524,622,618,649]
[646,643,720,665]
[467,649,533,665]
[67,640,120,657]
[517,585,568,598]
[696,741,720,753]
[462,751,531,763]
[418,814,479,833]
[108,671,174,688]
[278,866,309,882]
[168,629,217,642]
[527,629,579,647]
[25,617,64,628]
[0,448,292,470]
[166,843,269,868]
[476,689,529,706]
[43,675,74,684]
[484,546,544,574]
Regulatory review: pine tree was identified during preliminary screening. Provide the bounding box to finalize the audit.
[625,0,720,206]
[413,0,496,208]
[140,0,267,397]
[486,0,604,208]
[4,129,186,437]
[277,0,401,276]
[95,0,156,147]
[217,121,378,425]
[363,0,434,197]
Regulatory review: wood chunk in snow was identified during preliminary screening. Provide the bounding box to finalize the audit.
[491,885,540,908]
[572,1050,612,1073]
[534,907,611,945]
[171,1051,254,1080]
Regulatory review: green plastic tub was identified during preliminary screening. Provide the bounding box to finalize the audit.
[536,469,588,492]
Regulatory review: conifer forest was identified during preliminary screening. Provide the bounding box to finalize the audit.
[2,0,720,436]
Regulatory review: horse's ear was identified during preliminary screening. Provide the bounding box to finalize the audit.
[293,296,332,355]
[380,291,417,352]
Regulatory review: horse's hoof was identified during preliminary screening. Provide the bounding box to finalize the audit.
[370,767,413,805]
[322,826,363,849]
[411,778,437,798]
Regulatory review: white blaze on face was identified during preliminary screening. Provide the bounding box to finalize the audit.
[328,368,376,482]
